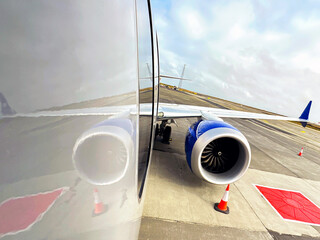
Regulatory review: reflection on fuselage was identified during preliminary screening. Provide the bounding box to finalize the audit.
[0,97,141,239]
[0,0,154,239]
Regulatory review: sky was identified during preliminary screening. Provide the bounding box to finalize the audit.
[152,0,320,123]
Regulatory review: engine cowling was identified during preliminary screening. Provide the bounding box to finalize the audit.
[185,120,251,184]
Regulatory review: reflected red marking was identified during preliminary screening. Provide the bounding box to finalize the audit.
[0,188,66,237]
[255,185,320,225]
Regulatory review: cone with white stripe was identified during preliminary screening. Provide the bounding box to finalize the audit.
[298,147,303,156]
[214,184,230,214]
[93,188,107,216]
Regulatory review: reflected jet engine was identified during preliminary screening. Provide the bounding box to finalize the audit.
[72,118,134,185]
[185,120,251,184]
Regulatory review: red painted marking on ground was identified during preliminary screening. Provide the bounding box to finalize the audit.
[0,188,66,237]
[255,185,320,225]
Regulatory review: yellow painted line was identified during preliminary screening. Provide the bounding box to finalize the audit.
[262,120,269,124]
[207,97,210,100]
[301,131,305,133]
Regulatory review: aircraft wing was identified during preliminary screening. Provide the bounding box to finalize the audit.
[157,101,312,124]
[6,101,311,125]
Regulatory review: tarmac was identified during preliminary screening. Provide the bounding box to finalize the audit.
[139,86,320,240]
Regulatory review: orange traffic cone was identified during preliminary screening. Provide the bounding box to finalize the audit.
[214,184,230,214]
[298,147,303,156]
[93,188,106,216]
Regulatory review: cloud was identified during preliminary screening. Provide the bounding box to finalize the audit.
[153,0,320,122]
[176,7,207,39]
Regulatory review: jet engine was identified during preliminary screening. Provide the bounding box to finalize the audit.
[185,120,251,184]
[72,118,134,185]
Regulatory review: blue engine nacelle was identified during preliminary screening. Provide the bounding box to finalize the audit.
[185,120,251,184]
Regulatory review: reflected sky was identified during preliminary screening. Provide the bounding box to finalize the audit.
[0,1,137,113]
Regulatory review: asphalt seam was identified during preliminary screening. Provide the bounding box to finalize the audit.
[141,215,272,232]
[233,182,274,240]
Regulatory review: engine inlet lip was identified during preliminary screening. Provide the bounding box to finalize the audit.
[72,125,132,186]
[191,127,251,184]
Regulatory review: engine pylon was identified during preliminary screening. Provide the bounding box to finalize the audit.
[214,184,230,214]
